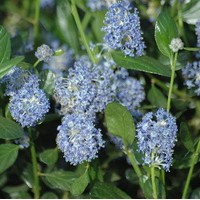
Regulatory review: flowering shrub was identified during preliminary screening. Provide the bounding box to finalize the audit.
[0,0,200,199]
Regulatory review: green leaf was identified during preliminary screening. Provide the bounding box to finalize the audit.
[39,148,58,165]
[0,56,24,79]
[182,0,200,24]
[56,1,79,52]
[184,47,200,52]
[91,11,105,42]
[0,144,19,174]
[105,102,135,146]
[90,182,131,199]
[41,192,58,199]
[125,169,139,185]
[40,70,56,96]
[190,188,200,199]
[147,85,167,108]
[43,171,77,191]
[155,11,178,58]
[111,51,171,77]
[0,116,24,140]
[180,122,195,152]
[0,26,11,64]
[70,171,90,196]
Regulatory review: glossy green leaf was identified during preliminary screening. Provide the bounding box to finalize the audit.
[0,116,23,139]
[43,171,77,191]
[0,56,24,79]
[182,0,200,24]
[105,102,135,146]
[180,122,195,152]
[147,85,167,108]
[40,70,56,96]
[56,1,79,52]
[0,26,11,64]
[190,188,200,199]
[111,51,171,77]
[70,171,90,196]
[0,144,19,174]
[91,11,105,42]
[21,163,34,188]
[90,182,131,199]
[155,11,178,58]
[39,148,58,165]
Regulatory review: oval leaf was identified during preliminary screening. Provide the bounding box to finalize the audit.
[56,2,79,52]
[0,144,19,174]
[0,56,24,79]
[111,51,171,77]
[105,102,135,146]
[90,182,131,199]
[0,26,11,64]
[155,11,178,58]
[147,85,167,108]
[70,172,89,196]
[43,171,77,191]
[0,116,24,139]
[39,148,58,165]
[180,122,195,152]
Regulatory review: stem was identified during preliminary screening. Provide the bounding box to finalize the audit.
[71,0,97,64]
[151,165,158,199]
[33,59,40,68]
[182,139,200,199]
[167,52,178,112]
[126,149,142,178]
[30,135,40,198]
[34,0,40,44]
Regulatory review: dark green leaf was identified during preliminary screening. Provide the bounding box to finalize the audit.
[125,169,139,185]
[105,102,135,146]
[180,122,195,152]
[0,144,19,174]
[90,182,131,199]
[56,1,79,52]
[70,171,89,196]
[0,26,11,64]
[40,70,56,96]
[43,171,77,191]
[21,163,34,188]
[147,85,167,108]
[190,187,200,199]
[111,51,171,77]
[41,192,58,199]
[155,11,178,58]
[182,0,200,24]
[0,56,24,79]
[39,148,58,165]
[91,11,105,42]
[0,116,24,139]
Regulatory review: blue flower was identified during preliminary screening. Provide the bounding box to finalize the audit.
[182,61,200,96]
[9,81,50,127]
[35,44,54,62]
[40,0,55,8]
[56,113,105,165]
[115,68,145,114]
[3,67,40,96]
[102,1,145,56]
[136,108,178,171]
[54,57,116,116]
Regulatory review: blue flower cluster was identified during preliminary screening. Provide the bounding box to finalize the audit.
[35,44,54,62]
[87,0,107,11]
[54,56,116,116]
[55,57,117,165]
[57,113,104,165]
[2,67,50,127]
[15,132,30,149]
[115,68,145,114]
[182,61,200,96]
[136,108,177,171]
[102,1,145,57]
